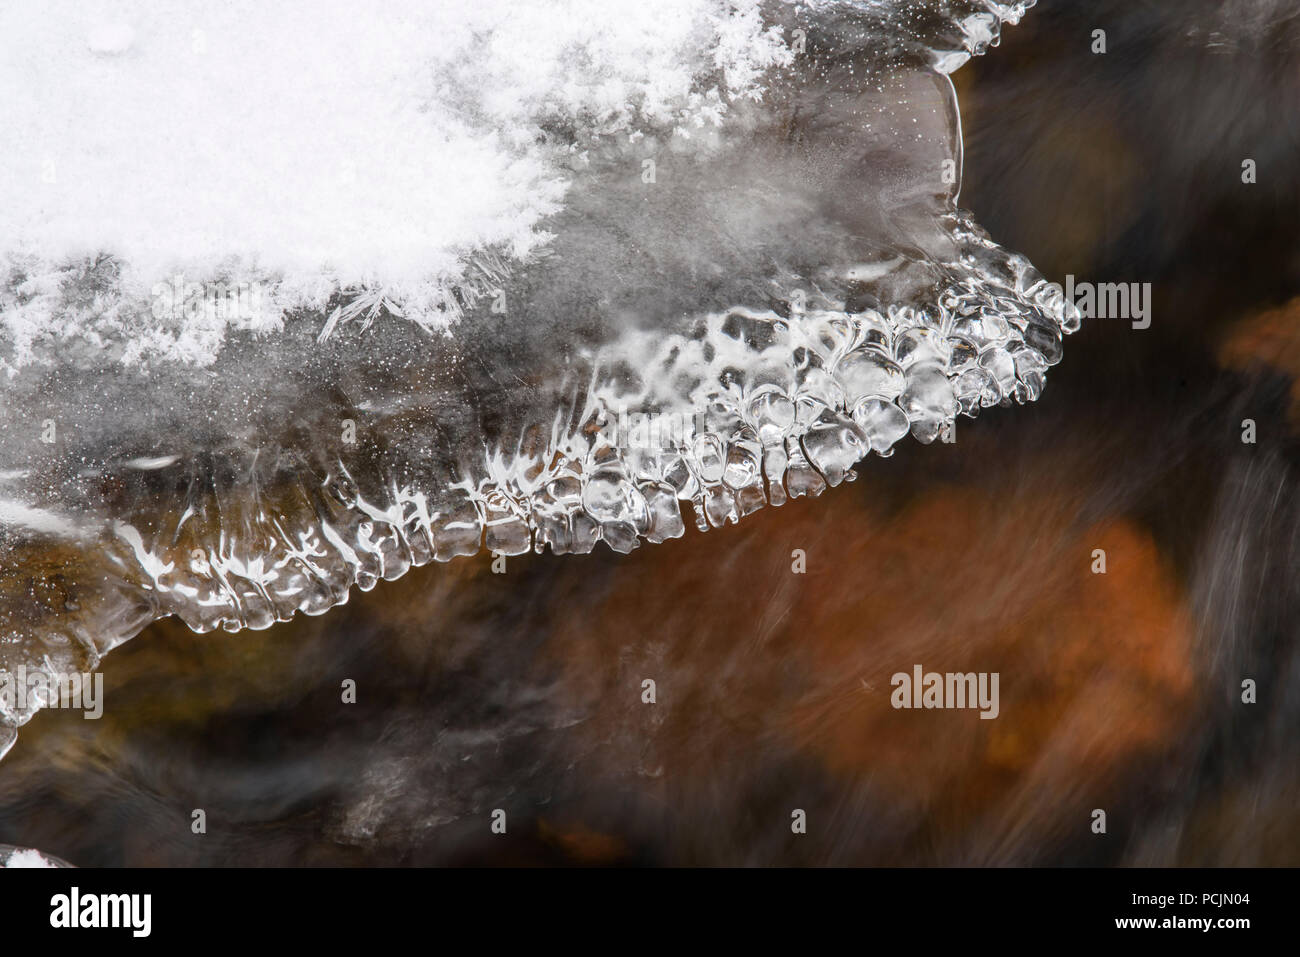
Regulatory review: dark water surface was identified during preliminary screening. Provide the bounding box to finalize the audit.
[1,0,1298,865]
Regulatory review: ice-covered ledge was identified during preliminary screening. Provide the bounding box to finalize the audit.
[0,0,1053,759]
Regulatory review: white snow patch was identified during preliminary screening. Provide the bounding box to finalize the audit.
[1,847,61,868]
[0,0,793,367]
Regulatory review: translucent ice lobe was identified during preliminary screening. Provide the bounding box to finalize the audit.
[0,0,1057,752]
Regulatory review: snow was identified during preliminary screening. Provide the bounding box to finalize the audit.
[0,0,792,367]
[1,847,60,868]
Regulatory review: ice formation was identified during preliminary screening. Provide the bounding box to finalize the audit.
[0,0,1070,759]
